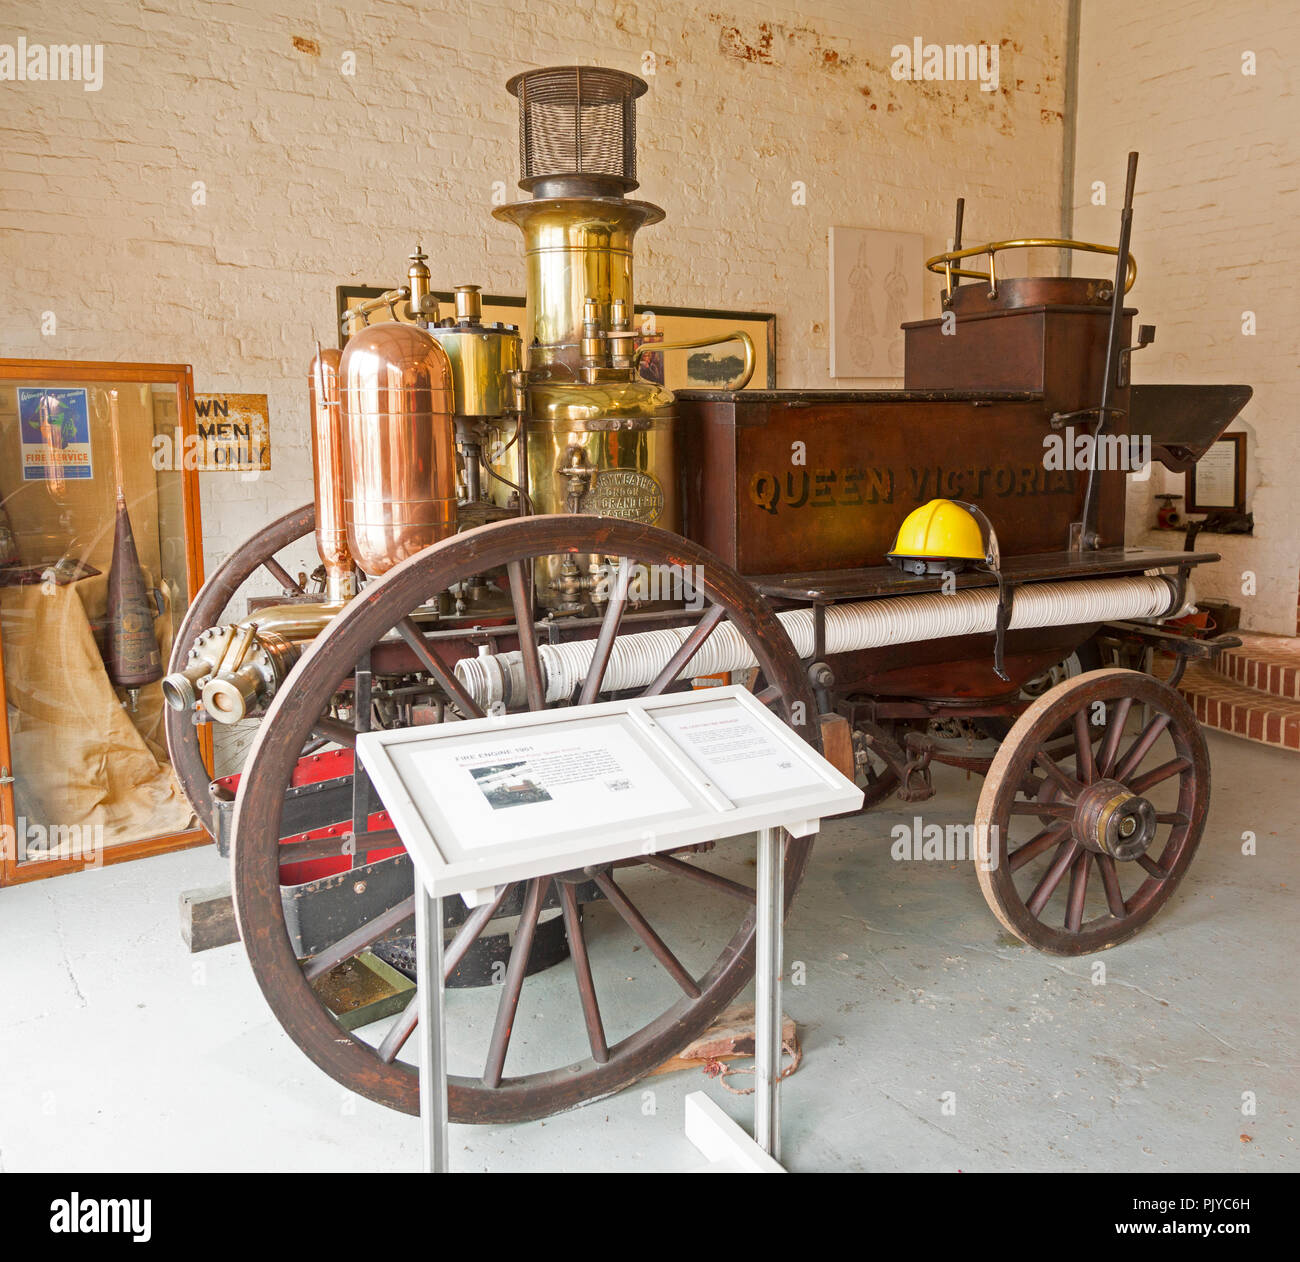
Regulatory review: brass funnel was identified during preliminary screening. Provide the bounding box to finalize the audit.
[492,66,677,610]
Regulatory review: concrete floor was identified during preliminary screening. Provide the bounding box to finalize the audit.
[0,726,1295,1173]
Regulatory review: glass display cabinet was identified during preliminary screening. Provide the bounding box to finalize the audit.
[0,360,207,883]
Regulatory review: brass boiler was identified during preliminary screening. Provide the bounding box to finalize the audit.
[428,284,523,505]
[490,66,677,610]
[491,197,676,516]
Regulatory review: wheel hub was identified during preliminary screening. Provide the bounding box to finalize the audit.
[1073,777,1156,860]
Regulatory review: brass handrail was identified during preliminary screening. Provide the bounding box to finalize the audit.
[634,329,756,391]
[925,237,1137,299]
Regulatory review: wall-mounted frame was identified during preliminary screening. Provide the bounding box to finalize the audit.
[336,287,778,389]
[1185,432,1247,515]
[829,226,924,378]
[0,359,209,885]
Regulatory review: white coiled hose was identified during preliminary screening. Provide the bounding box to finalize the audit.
[454,574,1178,708]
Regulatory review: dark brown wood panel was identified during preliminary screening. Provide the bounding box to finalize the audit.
[678,393,1127,576]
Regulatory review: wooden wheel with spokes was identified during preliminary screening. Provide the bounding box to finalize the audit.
[974,668,1209,955]
[164,503,317,836]
[230,515,819,1122]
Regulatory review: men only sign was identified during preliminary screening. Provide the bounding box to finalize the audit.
[192,393,271,472]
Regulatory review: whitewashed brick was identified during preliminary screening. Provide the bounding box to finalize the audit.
[3,0,1067,597]
[1075,0,1297,633]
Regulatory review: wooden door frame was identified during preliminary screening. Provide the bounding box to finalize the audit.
[0,359,210,884]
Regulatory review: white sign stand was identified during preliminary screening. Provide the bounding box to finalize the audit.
[356,685,862,1172]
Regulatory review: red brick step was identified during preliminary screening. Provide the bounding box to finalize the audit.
[1211,632,1300,702]
[1174,661,1300,751]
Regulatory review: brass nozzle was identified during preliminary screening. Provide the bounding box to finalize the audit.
[201,668,263,724]
[161,660,211,712]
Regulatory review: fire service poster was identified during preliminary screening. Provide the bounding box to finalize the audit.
[17,387,93,481]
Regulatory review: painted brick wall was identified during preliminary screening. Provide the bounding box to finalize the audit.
[1,0,1067,589]
[1072,0,1299,635]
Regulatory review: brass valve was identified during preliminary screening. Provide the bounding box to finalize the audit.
[581,298,608,368]
[549,557,600,612]
[560,444,597,512]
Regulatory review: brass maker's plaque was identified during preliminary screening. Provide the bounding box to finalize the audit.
[579,469,665,524]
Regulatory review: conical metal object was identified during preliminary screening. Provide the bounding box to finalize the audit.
[104,389,163,702]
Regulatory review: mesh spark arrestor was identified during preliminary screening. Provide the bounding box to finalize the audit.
[507,65,647,197]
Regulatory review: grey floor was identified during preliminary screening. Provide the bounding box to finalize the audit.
[1,727,1294,1173]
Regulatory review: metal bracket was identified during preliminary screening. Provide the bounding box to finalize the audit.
[1049,404,1127,431]
[1163,564,1192,618]
[807,660,835,716]
[992,574,1015,682]
[849,715,935,803]
[899,733,935,802]
[1117,324,1156,388]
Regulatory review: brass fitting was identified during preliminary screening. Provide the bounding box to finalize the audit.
[406,244,436,319]
[162,602,345,724]
[454,284,483,324]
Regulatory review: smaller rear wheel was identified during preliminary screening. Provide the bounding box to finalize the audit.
[974,668,1208,955]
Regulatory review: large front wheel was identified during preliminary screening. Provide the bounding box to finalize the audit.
[229,515,819,1122]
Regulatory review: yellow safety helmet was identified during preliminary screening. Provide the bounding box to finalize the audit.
[887,499,999,576]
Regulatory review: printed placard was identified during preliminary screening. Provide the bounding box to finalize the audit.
[354,687,864,901]
[402,719,691,852]
[18,387,93,481]
[653,704,825,803]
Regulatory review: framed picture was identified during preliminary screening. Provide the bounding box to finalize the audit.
[828,227,923,378]
[1186,432,1247,514]
[336,288,777,389]
[636,305,776,390]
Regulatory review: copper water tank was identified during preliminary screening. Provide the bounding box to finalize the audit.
[340,323,456,575]
[307,347,356,600]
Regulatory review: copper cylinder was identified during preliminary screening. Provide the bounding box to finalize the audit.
[308,348,355,600]
[340,323,456,575]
